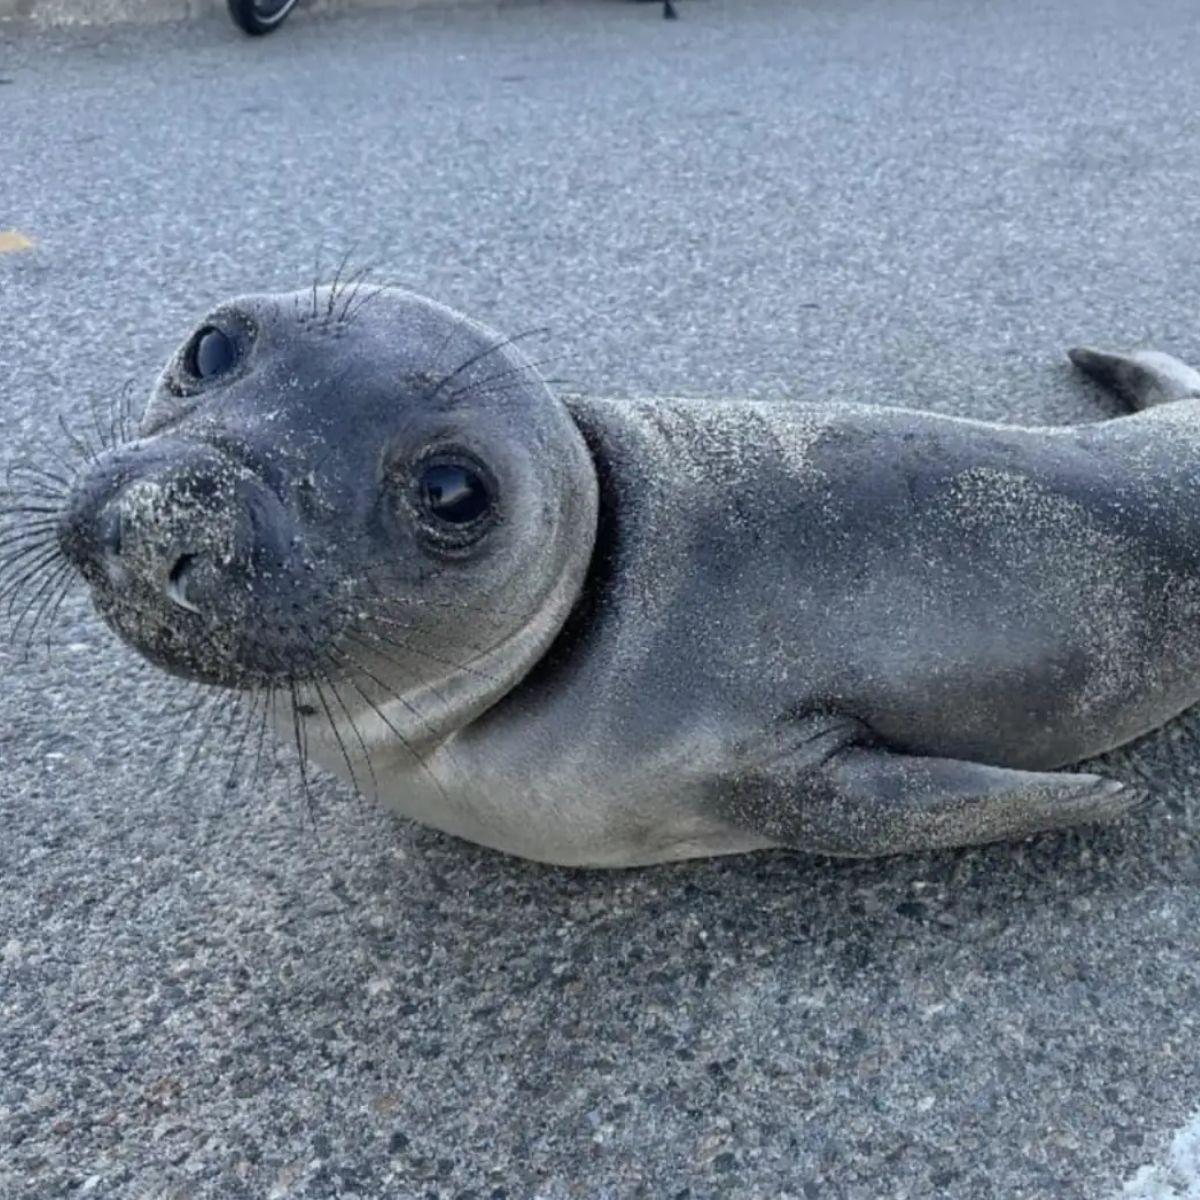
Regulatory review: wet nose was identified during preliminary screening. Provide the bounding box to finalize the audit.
[59,440,262,616]
[88,493,201,612]
[70,485,210,613]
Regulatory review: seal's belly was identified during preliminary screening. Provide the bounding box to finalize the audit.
[355,744,774,866]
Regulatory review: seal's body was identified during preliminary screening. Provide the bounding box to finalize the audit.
[45,289,1200,864]
[397,393,1200,864]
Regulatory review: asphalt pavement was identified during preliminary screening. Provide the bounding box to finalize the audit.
[2,1,1200,1197]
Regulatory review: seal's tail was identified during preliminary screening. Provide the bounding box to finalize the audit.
[1068,345,1200,411]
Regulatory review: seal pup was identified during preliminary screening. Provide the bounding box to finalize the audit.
[23,287,1200,866]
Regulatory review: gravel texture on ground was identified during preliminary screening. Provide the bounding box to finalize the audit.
[2,1,1200,1197]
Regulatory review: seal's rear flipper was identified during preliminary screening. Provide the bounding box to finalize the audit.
[726,745,1142,858]
[1068,346,1200,410]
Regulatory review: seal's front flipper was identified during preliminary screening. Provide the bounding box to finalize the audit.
[726,744,1140,858]
[1068,346,1200,410]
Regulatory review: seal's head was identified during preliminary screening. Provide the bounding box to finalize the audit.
[56,287,598,741]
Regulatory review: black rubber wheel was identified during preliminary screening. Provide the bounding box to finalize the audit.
[227,0,300,35]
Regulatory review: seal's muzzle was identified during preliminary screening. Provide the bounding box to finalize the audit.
[59,438,335,687]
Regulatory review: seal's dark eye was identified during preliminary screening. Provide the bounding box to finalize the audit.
[188,327,237,379]
[420,463,490,525]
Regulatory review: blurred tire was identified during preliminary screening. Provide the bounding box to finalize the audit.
[227,0,300,35]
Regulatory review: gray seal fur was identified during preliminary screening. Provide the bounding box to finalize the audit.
[47,287,1200,865]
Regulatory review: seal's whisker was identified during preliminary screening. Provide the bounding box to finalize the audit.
[298,682,310,762]
[327,637,471,791]
[0,523,60,555]
[341,609,462,718]
[311,672,366,800]
[321,250,367,332]
[287,678,318,827]
[0,504,64,517]
[426,319,463,389]
[163,685,229,806]
[35,564,77,656]
[0,490,66,516]
[332,265,371,323]
[449,376,570,414]
[358,565,526,620]
[376,616,497,658]
[125,384,141,441]
[1,488,67,512]
[0,542,60,590]
[197,689,247,808]
[0,546,62,616]
[424,327,552,408]
[87,389,113,453]
[354,592,527,688]
[0,533,60,564]
[341,280,387,327]
[335,265,376,326]
[0,563,57,610]
[10,478,70,501]
[340,630,479,691]
[447,618,528,675]
[5,559,71,658]
[223,688,259,794]
[325,659,450,808]
[109,381,129,448]
[329,641,443,741]
[251,682,275,792]
[160,680,207,720]
[348,627,500,685]
[332,271,364,325]
[268,685,285,779]
[445,355,562,406]
[378,594,523,620]
[4,473,72,505]
[248,686,270,787]
[57,413,100,467]
[0,511,60,528]
[0,516,58,541]
[447,377,563,413]
[5,461,73,492]
[309,247,323,321]
[324,252,351,322]
[323,668,379,799]
[199,685,248,805]
[10,558,71,652]
[338,605,498,657]
[107,379,138,450]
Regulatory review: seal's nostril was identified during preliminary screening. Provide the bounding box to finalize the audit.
[167,554,200,614]
[168,554,193,586]
[99,506,123,558]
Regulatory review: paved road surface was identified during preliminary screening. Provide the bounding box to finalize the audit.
[2,1,1200,1196]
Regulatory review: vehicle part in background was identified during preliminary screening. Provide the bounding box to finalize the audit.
[227,0,300,34]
